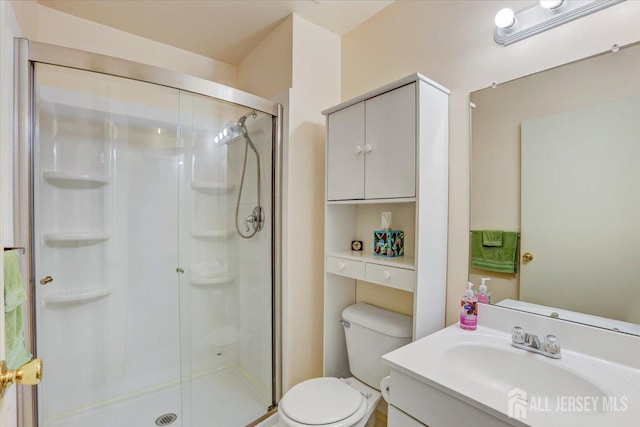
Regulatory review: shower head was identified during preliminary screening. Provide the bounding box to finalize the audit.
[214,110,257,146]
[214,111,258,154]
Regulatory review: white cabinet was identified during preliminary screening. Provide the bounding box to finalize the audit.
[327,252,415,291]
[365,83,416,199]
[327,102,365,200]
[326,83,416,201]
[322,74,450,379]
[387,368,515,427]
[388,405,426,427]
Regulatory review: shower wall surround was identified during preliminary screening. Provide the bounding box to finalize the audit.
[25,54,277,427]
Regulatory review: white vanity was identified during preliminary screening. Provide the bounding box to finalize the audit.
[383,303,640,427]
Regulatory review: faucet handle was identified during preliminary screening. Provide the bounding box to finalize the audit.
[544,335,561,355]
[512,326,525,344]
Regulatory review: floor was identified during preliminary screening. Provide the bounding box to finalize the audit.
[46,367,269,427]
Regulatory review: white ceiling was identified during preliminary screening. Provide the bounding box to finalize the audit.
[38,0,394,66]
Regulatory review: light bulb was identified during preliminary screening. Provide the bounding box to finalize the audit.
[214,136,219,144]
[494,8,516,29]
[223,128,229,137]
[540,0,564,9]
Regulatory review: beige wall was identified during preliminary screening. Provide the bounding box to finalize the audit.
[286,14,340,390]
[342,0,640,326]
[237,16,293,99]
[469,44,640,305]
[10,1,237,85]
[236,13,341,391]
[354,203,415,316]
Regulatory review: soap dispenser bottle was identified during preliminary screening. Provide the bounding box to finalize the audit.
[460,282,478,331]
[477,277,492,304]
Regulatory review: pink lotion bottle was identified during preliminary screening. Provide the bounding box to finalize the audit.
[460,282,478,330]
[477,277,492,304]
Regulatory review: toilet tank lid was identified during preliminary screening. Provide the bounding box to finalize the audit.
[342,303,412,338]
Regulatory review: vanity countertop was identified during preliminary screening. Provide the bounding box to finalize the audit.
[383,322,640,426]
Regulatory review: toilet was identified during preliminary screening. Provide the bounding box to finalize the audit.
[278,303,412,427]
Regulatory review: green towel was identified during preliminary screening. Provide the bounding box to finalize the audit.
[482,230,503,247]
[4,250,31,369]
[471,230,519,274]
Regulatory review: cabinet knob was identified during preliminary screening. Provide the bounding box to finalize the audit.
[39,276,53,286]
[338,262,345,270]
[354,145,363,155]
[383,270,391,280]
[364,144,373,153]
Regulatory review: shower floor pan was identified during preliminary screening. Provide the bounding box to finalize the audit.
[46,366,269,427]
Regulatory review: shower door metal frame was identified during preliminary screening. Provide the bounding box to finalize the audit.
[14,37,283,427]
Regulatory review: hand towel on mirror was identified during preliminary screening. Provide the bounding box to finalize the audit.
[482,230,503,247]
[471,230,518,274]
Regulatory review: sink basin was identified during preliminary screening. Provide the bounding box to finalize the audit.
[383,322,640,426]
[444,343,607,412]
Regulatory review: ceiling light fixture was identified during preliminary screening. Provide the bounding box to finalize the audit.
[494,8,516,29]
[539,0,564,9]
[494,0,624,46]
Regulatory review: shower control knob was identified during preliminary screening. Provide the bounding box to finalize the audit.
[39,276,53,285]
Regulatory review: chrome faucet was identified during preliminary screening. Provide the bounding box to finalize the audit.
[512,326,561,359]
[525,333,541,350]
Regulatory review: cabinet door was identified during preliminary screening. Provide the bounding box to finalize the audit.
[365,83,416,199]
[327,102,365,200]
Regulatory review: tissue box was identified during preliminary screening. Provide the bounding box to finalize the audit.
[373,230,404,257]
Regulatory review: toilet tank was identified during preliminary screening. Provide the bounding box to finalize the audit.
[342,302,412,390]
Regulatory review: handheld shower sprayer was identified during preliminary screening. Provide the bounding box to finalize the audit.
[222,110,264,239]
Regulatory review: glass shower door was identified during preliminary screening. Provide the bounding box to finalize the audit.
[33,63,184,427]
[32,60,275,427]
[178,92,274,426]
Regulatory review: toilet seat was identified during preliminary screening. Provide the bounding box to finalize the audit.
[280,377,367,427]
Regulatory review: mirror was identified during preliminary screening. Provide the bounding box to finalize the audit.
[469,42,640,335]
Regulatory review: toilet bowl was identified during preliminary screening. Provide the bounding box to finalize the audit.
[278,303,412,427]
[278,377,380,427]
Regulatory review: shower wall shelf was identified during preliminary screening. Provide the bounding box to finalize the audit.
[42,171,111,186]
[190,273,236,287]
[43,287,112,306]
[44,231,111,243]
[191,181,236,194]
[206,325,242,347]
[191,230,235,239]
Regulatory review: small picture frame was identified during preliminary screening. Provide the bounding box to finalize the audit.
[351,240,363,251]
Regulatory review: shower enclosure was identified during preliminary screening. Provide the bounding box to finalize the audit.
[14,40,281,427]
